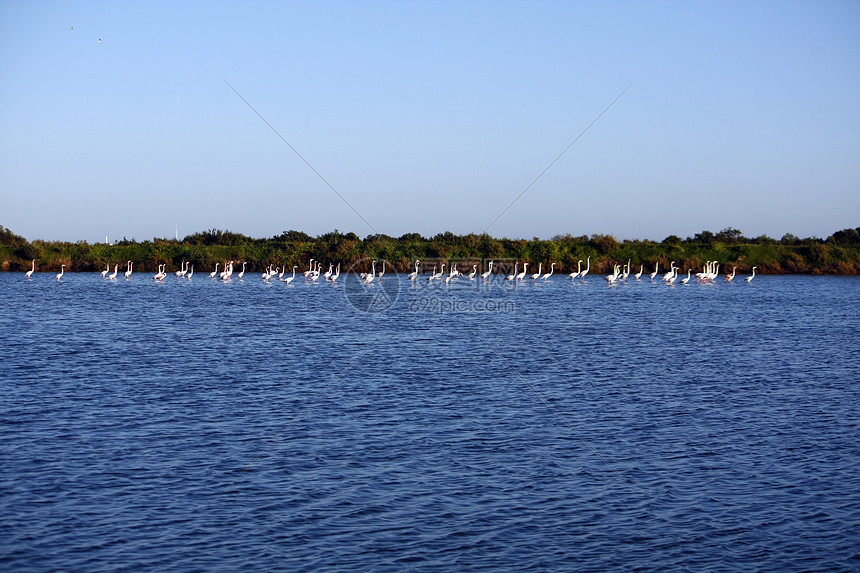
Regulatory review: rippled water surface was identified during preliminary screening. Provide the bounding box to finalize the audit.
[2,272,860,571]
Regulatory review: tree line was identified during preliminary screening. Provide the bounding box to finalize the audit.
[2,225,860,275]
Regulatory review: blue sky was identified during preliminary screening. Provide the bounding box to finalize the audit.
[1,0,858,243]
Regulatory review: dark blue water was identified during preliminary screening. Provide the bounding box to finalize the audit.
[2,272,859,571]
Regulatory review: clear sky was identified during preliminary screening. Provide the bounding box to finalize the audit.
[1,0,858,243]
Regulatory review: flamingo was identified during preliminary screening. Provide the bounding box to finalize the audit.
[745,266,757,283]
[649,262,659,282]
[621,260,631,281]
[209,263,219,278]
[237,262,247,279]
[324,263,334,280]
[541,262,555,280]
[725,267,737,282]
[283,265,298,285]
[431,264,445,281]
[124,261,133,279]
[56,264,66,280]
[568,260,582,280]
[662,261,677,282]
[25,259,35,279]
[377,260,386,279]
[696,261,711,282]
[605,263,621,284]
[186,264,193,279]
[100,262,110,278]
[580,256,591,280]
[222,261,234,280]
[468,264,477,280]
[516,263,528,282]
[680,269,692,284]
[481,261,493,280]
[328,263,340,282]
[364,261,377,284]
[665,264,679,284]
[175,261,186,277]
[303,259,315,278]
[408,260,420,281]
[506,262,518,282]
[634,264,643,280]
[530,263,542,281]
[108,264,118,280]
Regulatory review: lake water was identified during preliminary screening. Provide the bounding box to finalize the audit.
[2,271,859,571]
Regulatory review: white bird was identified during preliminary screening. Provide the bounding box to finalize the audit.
[649,262,659,282]
[662,261,677,282]
[541,262,555,280]
[680,269,692,284]
[175,261,186,277]
[568,260,582,280]
[327,263,341,282]
[323,263,334,280]
[221,261,234,280]
[237,262,247,279]
[506,262,518,282]
[516,263,528,281]
[283,265,298,285]
[634,264,643,280]
[100,262,110,278]
[580,256,591,280]
[431,264,445,281]
[107,264,118,280]
[185,264,193,279]
[56,264,66,280]
[408,260,420,281]
[605,264,621,284]
[665,264,679,284]
[725,267,737,282]
[124,261,133,279]
[209,263,219,279]
[303,259,315,278]
[745,266,757,283]
[377,260,386,279]
[481,261,493,280]
[364,261,377,284]
[530,263,542,281]
[468,264,477,280]
[25,259,35,279]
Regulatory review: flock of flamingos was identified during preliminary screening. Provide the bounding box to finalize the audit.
[25,256,759,285]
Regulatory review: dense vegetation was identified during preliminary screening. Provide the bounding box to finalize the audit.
[2,225,860,275]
